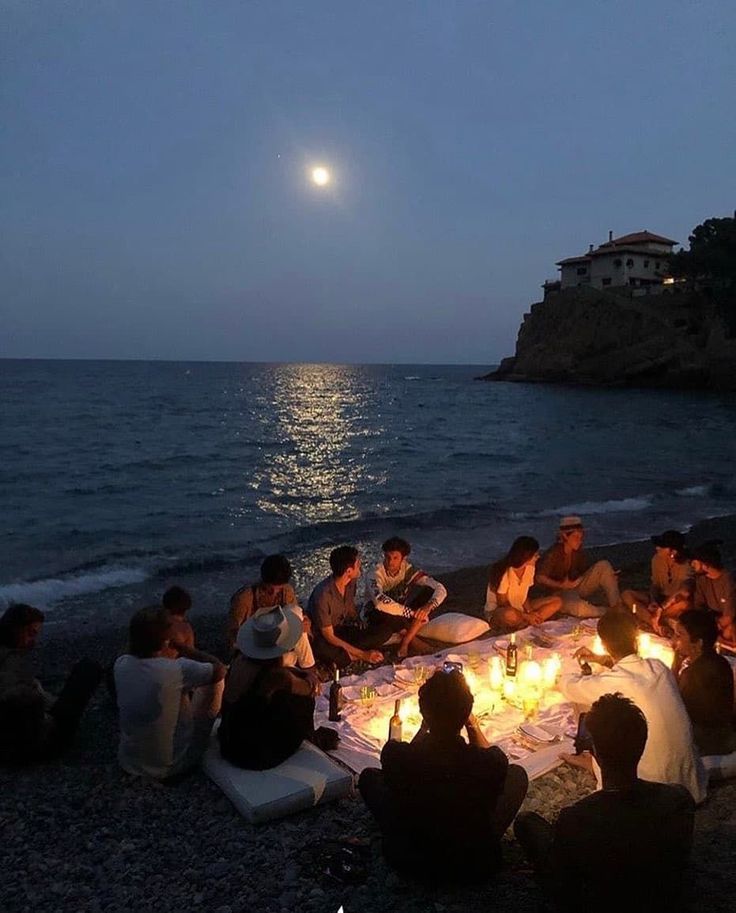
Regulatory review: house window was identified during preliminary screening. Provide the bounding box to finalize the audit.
[626,258,634,268]
[602,277,612,286]
[613,258,622,268]
[576,266,588,275]
[644,260,649,268]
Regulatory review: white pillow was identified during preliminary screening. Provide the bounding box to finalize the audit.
[420,612,490,644]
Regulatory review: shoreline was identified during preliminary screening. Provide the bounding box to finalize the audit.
[36,513,736,683]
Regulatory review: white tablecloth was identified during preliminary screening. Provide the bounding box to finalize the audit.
[315,617,736,780]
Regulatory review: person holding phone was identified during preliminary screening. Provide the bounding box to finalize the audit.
[358,668,528,883]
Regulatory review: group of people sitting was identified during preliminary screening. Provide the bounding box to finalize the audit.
[358,607,731,909]
[485,516,736,644]
[1,517,735,909]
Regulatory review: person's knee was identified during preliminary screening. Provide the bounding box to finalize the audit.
[594,559,615,578]
[507,762,529,800]
[499,607,524,629]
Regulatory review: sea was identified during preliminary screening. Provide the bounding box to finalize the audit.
[2,359,736,633]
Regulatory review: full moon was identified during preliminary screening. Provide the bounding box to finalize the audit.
[311,166,331,186]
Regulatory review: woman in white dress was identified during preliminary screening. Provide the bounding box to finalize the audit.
[485,536,562,631]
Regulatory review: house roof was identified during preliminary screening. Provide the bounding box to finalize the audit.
[556,255,592,266]
[589,246,672,259]
[556,230,677,268]
[597,230,677,248]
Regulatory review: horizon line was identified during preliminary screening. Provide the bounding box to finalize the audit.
[0,355,499,368]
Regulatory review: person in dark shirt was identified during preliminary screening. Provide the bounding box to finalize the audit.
[536,516,620,617]
[515,692,695,913]
[0,603,102,765]
[358,668,528,883]
[690,541,736,644]
[219,606,337,769]
[306,546,383,669]
[672,609,736,756]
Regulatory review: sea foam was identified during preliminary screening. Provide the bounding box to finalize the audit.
[0,566,149,610]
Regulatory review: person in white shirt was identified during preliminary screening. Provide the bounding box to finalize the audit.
[485,536,562,630]
[114,606,226,780]
[559,612,707,804]
[367,537,448,658]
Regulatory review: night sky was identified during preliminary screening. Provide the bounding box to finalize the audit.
[2,1,735,364]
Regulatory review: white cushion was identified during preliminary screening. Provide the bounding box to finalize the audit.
[420,612,490,644]
[204,729,353,824]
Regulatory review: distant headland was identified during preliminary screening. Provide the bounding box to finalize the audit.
[484,214,736,391]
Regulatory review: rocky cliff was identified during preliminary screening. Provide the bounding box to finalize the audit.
[483,286,736,391]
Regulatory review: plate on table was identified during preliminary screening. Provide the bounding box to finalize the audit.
[519,723,558,743]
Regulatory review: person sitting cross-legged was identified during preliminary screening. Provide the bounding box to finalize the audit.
[672,609,736,756]
[621,530,693,634]
[358,668,528,884]
[515,693,696,913]
[536,516,620,618]
[307,546,383,670]
[114,606,226,780]
[366,536,448,657]
[485,536,562,630]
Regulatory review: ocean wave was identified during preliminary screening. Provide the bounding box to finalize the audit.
[675,484,710,497]
[0,566,149,610]
[528,496,654,519]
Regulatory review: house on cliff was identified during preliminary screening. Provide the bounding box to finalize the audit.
[544,230,678,295]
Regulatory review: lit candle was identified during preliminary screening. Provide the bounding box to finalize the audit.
[518,660,543,699]
[503,679,517,701]
[593,635,604,655]
[542,654,561,689]
[464,669,478,694]
[489,656,504,691]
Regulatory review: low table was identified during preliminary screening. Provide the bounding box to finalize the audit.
[314,617,702,781]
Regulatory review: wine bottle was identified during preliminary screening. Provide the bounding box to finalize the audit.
[388,699,402,742]
[328,668,342,722]
[506,632,518,677]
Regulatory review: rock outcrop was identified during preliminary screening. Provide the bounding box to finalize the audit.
[483,286,736,391]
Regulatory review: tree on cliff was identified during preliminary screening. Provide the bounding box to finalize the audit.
[670,215,736,285]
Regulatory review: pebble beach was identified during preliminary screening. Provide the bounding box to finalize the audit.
[3,516,736,913]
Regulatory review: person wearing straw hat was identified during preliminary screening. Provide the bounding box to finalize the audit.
[219,606,338,769]
[536,516,620,618]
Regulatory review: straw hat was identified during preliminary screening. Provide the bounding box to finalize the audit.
[236,606,303,660]
[559,515,584,531]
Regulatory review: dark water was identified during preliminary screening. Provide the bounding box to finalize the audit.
[2,360,736,629]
